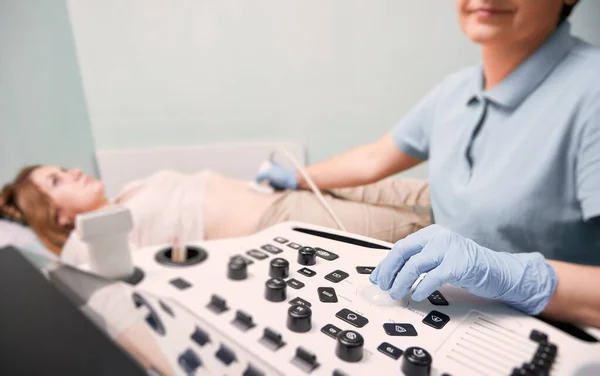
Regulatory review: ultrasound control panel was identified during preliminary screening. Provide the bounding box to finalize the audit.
[128,222,599,376]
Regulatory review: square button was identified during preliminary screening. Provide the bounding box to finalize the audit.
[321,324,342,339]
[315,247,339,261]
[274,237,288,244]
[377,342,403,360]
[286,278,305,290]
[336,308,369,328]
[170,277,192,290]
[289,297,311,307]
[422,310,450,329]
[288,242,302,249]
[317,287,338,303]
[247,249,269,260]
[325,270,349,283]
[383,323,418,336]
[298,267,316,277]
[261,244,283,254]
[356,266,375,274]
[427,290,449,306]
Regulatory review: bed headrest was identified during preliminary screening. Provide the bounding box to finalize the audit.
[0,218,57,266]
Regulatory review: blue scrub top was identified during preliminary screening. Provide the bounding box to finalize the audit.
[391,23,600,265]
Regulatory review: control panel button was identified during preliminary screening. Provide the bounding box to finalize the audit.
[227,257,248,281]
[261,244,283,254]
[427,290,449,306]
[298,246,317,266]
[232,310,256,331]
[383,323,418,336]
[529,329,548,344]
[243,364,266,376]
[287,278,305,290]
[206,294,229,314]
[298,267,316,277]
[325,270,349,283]
[215,344,237,366]
[291,347,319,373]
[317,287,338,303]
[178,348,202,373]
[377,342,403,360]
[315,247,339,261]
[265,278,287,302]
[333,369,350,376]
[336,330,364,363]
[289,297,312,307]
[356,266,375,274]
[321,324,342,339]
[287,305,312,333]
[247,249,269,260]
[259,327,286,351]
[169,277,192,290]
[401,347,432,376]
[231,254,254,265]
[273,237,288,244]
[422,310,450,330]
[159,300,174,317]
[336,308,369,328]
[269,258,290,279]
[191,326,211,346]
[288,242,302,249]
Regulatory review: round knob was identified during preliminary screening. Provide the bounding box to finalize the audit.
[227,258,247,280]
[401,347,432,376]
[335,330,364,362]
[297,246,316,266]
[264,278,287,302]
[269,258,289,278]
[286,304,312,333]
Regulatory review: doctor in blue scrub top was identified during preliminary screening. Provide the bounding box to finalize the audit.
[258,0,600,327]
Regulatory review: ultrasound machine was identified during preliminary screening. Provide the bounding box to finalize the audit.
[1,208,598,376]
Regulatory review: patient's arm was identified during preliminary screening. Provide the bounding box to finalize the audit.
[297,133,423,190]
[542,260,600,328]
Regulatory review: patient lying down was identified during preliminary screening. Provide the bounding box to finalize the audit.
[0,166,431,264]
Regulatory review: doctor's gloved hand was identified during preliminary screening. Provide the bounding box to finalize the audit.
[369,225,558,315]
[255,162,298,190]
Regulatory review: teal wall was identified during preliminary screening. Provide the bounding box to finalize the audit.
[0,0,96,184]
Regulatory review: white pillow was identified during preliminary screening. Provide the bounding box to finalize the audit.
[0,219,58,267]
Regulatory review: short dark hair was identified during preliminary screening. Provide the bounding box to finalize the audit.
[558,2,579,25]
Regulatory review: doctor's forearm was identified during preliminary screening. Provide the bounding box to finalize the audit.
[541,260,600,328]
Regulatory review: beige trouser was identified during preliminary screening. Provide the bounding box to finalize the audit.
[256,178,431,243]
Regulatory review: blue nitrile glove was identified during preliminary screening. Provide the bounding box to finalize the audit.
[369,225,558,315]
[255,162,298,190]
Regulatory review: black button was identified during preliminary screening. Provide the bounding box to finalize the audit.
[356,266,375,274]
[298,267,316,277]
[427,290,449,306]
[298,247,317,266]
[159,300,174,317]
[315,247,339,261]
[207,294,229,314]
[178,348,202,373]
[270,258,290,279]
[401,347,432,376]
[290,297,312,307]
[287,305,312,333]
[215,344,237,366]
[169,277,192,290]
[228,257,248,280]
[335,330,364,362]
[291,347,319,373]
[336,308,369,328]
[243,364,266,376]
[377,342,403,360]
[260,327,286,351]
[247,249,269,260]
[325,270,349,283]
[232,310,255,331]
[274,237,288,244]
[383,323,418,336]
[265,278,287,302]
[333,370,350,376]
[538,343,557,356]
[231,254,254,265]
[321,324,342,339]
[191,326,210,346]
[288,242,302,249]
[422,310,450,329]
[530,329,548,344]
[261,244,283,254]
[318,287,338,303]
[287,278,305,290]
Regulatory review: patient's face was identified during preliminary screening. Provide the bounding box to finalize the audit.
[30,166,106,224]
[456,0,576,46]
